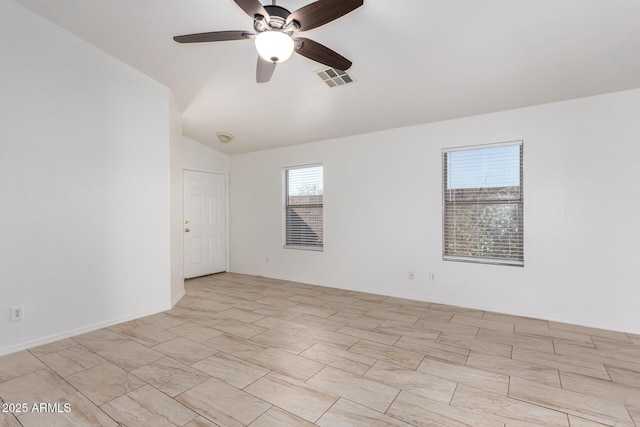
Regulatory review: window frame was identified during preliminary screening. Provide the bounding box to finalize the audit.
[442,141,524,266]
[283,163,324,251]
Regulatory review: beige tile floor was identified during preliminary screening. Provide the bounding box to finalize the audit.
[1,272,639,426]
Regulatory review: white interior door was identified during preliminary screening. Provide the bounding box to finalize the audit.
[183,170,226,278]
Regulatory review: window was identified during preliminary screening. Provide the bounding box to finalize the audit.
[284,164,323,250]
[443,141,523,266]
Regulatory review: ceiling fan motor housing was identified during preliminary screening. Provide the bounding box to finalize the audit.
[254,5,299,32]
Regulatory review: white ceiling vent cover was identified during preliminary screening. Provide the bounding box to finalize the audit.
[315,67,356,88]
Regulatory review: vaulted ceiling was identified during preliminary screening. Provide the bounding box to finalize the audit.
[14,0,640,154]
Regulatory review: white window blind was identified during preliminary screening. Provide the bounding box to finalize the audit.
[284,164,323,250]
[443,142,524,266]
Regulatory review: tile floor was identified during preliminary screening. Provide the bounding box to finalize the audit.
[1,272,640,426]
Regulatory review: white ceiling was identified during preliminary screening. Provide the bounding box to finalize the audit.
[14,0,640,155]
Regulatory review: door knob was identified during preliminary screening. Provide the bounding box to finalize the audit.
[185,228,190,233]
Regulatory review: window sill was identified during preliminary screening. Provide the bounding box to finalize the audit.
[443,255,523,267]
[284,245,324,252]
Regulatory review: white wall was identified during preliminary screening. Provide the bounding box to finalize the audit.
[183,137,230,173]
[230,88,640,334]
[0,1,173,355]
[169,95,185,305]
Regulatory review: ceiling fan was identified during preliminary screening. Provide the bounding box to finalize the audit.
[173,0,363,83]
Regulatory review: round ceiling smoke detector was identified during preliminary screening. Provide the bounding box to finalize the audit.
[216,132,234,144]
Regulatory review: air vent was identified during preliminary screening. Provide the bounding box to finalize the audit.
[315,67,356,88]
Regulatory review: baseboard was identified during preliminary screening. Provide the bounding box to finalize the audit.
[0,303,171,357]
[171,288,186,307]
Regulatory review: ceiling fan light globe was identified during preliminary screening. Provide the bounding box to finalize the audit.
[255,31,294,63]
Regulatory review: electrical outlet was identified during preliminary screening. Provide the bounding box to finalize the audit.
[10,305,24,321]
[408,271,414,280]
[429,272,436,282]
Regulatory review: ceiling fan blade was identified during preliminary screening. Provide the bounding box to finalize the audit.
[173,30,253,43]
[287,0,363,31]
[233,0,270,20]
[295,37,352,70]
[256,56,276,83]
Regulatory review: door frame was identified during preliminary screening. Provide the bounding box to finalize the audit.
[183,168,230,276]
